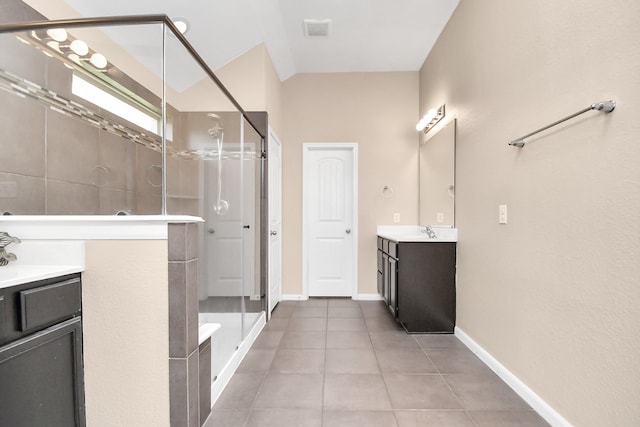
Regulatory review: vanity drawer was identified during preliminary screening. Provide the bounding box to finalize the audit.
[20,277,81,332]
[388,241,398,259]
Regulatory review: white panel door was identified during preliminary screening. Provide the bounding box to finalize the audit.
[268,129,282,313]
[205,143,255,297]
[304,144,357,297]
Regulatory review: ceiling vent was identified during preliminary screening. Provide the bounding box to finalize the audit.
[303,19,331,38]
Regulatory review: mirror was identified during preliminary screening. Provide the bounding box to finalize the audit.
[419,118,456,226]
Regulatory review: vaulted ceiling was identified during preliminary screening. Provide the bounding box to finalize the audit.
[24,0,459,81]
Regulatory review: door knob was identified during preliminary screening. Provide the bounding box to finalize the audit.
[345,228,351,234]
[208,228,215,234]
[270,230,278,236]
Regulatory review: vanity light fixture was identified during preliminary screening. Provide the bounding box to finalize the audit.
[69,39,89,56]
[46,28,68,42]
[26,29,110,71]
[416,104,445,134]
[89,53,108,69]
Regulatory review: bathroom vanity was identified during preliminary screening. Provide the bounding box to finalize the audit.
[0,216,210,427]
[0,271,85,426]
[377,226,456,333]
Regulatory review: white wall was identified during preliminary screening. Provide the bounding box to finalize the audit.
[419,1,640,425]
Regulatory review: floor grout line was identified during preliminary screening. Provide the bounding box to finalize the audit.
[212,299,546,426]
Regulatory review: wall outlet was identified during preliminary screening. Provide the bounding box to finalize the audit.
[436,212,444,223]
[393,213,400,223]
[499,204,508,224]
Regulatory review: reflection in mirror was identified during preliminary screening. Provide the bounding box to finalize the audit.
[419,118,456,226]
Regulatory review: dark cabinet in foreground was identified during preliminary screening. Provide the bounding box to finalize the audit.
[0,274,85,427]
[378,237,456,333]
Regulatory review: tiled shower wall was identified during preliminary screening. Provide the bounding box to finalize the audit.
[0,25,202,215]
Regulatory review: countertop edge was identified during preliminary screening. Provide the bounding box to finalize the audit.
[0,215,204,240]
[377,233,458,243]
[0,265,84,290]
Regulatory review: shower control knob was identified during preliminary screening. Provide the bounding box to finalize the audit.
[270,230,277,236]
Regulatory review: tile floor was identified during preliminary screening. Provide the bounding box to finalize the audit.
[207,298,549,427]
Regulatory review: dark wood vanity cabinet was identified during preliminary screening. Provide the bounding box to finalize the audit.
[0,274,85,426]
[377,237,456,333]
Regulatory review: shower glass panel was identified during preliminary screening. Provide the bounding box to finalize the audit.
[242,116,265,338]
[0,16,266,392]
[160,25,250,381]
[0,22,165,215]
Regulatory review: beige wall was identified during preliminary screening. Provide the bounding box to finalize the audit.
[419,0,640,425]
[216,43,284,136]
[83,240,170,427]
[264,45,284,137]
[281,72,419,296]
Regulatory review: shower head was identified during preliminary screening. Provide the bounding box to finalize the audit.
[207,113,223,139]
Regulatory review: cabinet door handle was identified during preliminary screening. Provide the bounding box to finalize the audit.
[270,230,277,236]
[345,228,351,234]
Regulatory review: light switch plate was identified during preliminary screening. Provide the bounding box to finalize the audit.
[393,213,400,223]
[499,204,508,224]
[436,212,444,223]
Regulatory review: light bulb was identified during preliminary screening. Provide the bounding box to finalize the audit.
[425,108,437,122]
[46,40,62,53]
[70,39,89,56]
[90,53,108,69]
[172,18,189,34]
[46,28,68,42]
[67,53,81,64]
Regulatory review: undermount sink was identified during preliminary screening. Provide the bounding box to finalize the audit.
[376,226,458,243]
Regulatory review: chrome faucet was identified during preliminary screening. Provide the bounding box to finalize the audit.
[421,225,437,239]
[0,231,20,266]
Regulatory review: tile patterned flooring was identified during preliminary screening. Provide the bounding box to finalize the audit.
[206,299,549,427]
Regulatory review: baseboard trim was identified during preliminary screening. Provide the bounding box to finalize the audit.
[283,293,383,301]
[354,293,384,301]
[282,294,308,301]
[455,327,571,427]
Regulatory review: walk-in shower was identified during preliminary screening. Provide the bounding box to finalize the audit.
[0,14,267,410]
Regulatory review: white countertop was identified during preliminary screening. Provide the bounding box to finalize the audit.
[0,265,84,290]
[0,215,203,289]
[0,215,203,240]
[377,225,458,242]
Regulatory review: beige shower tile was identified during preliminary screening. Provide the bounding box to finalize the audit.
[47,111,99,185]
[0,172,45,215]
[99,130,136,191]
[47,180,99,214]
[46,56,73,98]
[135,193,162,214]
[136,144,163,196]
[0,91,46,177]
[0,34,47,86]
[99,188,133,215]
[180,159,201,198]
